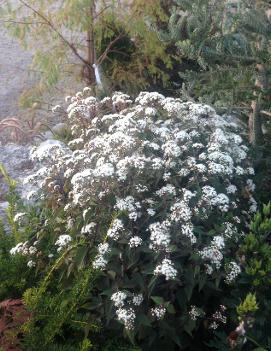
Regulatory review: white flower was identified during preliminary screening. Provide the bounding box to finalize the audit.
[225,261,241,284]
[236,166,245,175]
[111,291,128,308]
[129,236,143,248]
[246,179,255,192]
[212,310,227,324]
[132,293,143,306]
[116,308,135,330]
[149,221,171,252]
[189,305,204,321]
[147,208,156,216]
[226,184,237,194]
[211,236,225,250]
[156,184,176,197]
[247,167,255,175]
[81,222,96,235]
[10,242,28,255]
[13,212,27,225]
[107,219,125,240]
[98,243,110,255]
[205,264,214,275]
[154,258,177,280]
[209,321,219,330]
[93,255,108,270]
[29,246,37,255]
[170,201,192,222]
[180,223,197,244]
[199,246,223,270]
[182,189,196,203]
[249,196,257,213]
[27,260,36,268]
[55,234,72,252]
[93,163,115,177]
[150,305,166,320]
[115,196,141,221]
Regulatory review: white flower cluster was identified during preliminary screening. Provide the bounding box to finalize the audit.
[107,219,125,240]
[93,242,111,270]
[225,261,241,284]
[115,196,141,221]
[149,221,171,252]
[81,222,96,235]
[170,201,192,222]
[209,306,227,330]
[201,186,230,212]
[150,306,166,320]
[10,241,29,255]
[132,293,144,306]
[129,236,143,248]
[10,241,37,257]
[111,291,127,308]
[154,258,178,280]
[13,212,27,226]
[189,305,205,321]
[116,308,135,330]
[199,236,225,270]
[55,234,72,252]
[111,290,143,330]
[27,260,36,268]
[25,90,255,330]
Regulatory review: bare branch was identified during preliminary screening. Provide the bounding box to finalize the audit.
[93,4,111,20]
[0,19,46,25]
[260,110,271,118]
[96,33,125,65]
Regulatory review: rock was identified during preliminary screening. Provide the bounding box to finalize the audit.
[52,122,69,134]
[0,143,36,228]
[41,131,54,140]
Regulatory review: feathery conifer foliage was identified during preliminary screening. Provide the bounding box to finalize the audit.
[159,0,271,144]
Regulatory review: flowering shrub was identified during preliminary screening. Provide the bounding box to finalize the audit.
[17,90,257,349]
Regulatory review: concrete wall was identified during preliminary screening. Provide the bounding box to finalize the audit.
[0,26,34,120]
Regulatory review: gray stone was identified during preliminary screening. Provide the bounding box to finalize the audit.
[0,143,36,227]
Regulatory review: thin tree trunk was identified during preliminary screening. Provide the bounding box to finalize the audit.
[248,1,270,145]
[249,63,267,145]
[86,1,96,85]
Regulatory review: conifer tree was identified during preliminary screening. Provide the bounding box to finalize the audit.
[159,0,271,145]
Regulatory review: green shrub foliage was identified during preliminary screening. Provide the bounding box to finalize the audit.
[0,166,38,300]
[228,203,271,350]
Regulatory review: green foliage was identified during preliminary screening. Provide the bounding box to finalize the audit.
[213,203,271,350]
[22,265,99,350]
[0,166,38,300]
[159,0,271,116]
[0,218,34,300]
[237,293,259,319]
